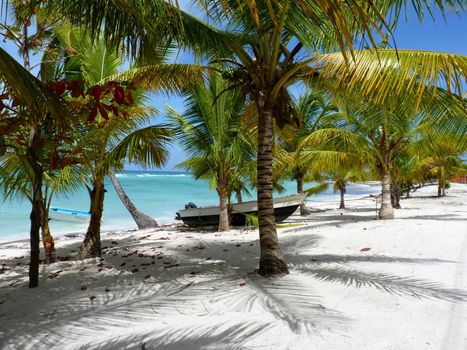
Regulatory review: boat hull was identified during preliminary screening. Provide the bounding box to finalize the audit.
[176,194,306,227]
[49,207,90,223]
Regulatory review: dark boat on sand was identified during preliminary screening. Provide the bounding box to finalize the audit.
[175,194,306,227]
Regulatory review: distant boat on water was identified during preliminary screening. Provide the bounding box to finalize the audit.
[175,193,307,227]
[49,207,90,223]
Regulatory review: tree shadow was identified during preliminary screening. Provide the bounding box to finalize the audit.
[399,214,466,221]
[1,226,467,349]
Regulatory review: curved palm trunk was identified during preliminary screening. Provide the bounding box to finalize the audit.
[338,183,346,209]
[108,172,159,229]
[257,102,288,276]
[41,214,56,264]
[379,169,394,219]
[79,182,105,259]
[218,188,229,232]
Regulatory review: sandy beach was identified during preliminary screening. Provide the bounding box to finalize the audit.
[0,183,466,349]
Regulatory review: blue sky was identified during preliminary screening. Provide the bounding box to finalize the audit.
[1,3,465,171]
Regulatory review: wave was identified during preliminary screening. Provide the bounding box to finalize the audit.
[135,173,191,178]
[114,174,128,178]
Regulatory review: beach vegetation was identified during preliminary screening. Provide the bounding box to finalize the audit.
[168,71,255,232]
[0,0,465,283]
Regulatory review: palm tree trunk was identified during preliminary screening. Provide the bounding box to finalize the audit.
[41,214,56,264]
[79,182,105,259]
[390,181,401,209]
[257,101,288,276]
[379,169,394,219]
[438,178,446,197]
[339,183,346,209]
[296,172,308,215]
[236,188,243,203]
[108,172,159,229]
[218,187,229,232]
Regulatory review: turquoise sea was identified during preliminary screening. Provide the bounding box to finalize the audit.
[0,170,380,242]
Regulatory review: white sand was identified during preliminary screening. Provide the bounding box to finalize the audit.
[0,183,466,350]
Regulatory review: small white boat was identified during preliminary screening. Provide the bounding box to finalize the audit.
[49,207,90,223]
[175,193,307,227]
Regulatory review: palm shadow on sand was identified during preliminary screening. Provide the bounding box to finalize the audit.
[1,226,466,349]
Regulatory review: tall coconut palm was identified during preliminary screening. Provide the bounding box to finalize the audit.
[12,0,467,276]
[167,71,255,232]
[52,26,175,258]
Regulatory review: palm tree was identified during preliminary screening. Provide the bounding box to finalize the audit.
[275,91,339,214]
[301,89,466,219]
[108,171,160,229]
[167,71,255,232]
[52,26,174,258]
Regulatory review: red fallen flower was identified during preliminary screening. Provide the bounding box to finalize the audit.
[360,247,371,252]
[89,295,96,301]
[163,264,179,269]
[239,283,246,287]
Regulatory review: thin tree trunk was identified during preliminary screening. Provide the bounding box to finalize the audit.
[339,183,346,209]
[235,188,243,204]
[257,101,288,276]
[218,188,229,232]
[296,172,309,215]
[28,142,42,288]
[108,172,159,229]
[41,214,56,264]
[406,186,410,199]
[390,181,401,209]
[379,169,394,219]
[437,179,442,197]
[79,182,105,259]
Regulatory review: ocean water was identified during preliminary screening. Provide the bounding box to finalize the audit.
[0,171,380,242]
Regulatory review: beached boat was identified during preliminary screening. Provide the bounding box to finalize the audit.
[49,207,90,223]
[175,193,307,227]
